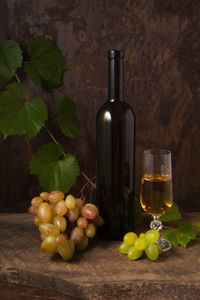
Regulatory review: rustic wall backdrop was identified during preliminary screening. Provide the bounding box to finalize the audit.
[0,0,199,212]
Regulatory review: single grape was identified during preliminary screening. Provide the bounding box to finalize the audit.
[40,192,49,201]
[31,197,43,208]
[145,243,159,261]
[76,235,89,252]
[85,223,96,238]
[156,243,162,255]
[75,198,84,210]
[92,215,104,227]
[85,203,99,215]
[34,216,41,226]
[55,200,68,216]
[77,217,88,229]
[119,242,130,255]
[68,205,79,222]
[41,236,58,254]
[48,225,60,236]
[70,227,84,245]
[139,233,146,239]
[53,216,67,232]
[81,205,97,220]
[55,234,67,246]
[58,239,73,260]
[39,223,53,235]
[65,194,76,209]
[146,230,160,244]
[127,246,143,260]
[38,202,52,223]
[134,237,148,251]
[123,232,137,245]
[48,191,65,203]
[28,206,38,216]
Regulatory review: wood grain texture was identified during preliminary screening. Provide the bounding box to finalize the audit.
[0,0,200,212]
[0,213,200,299]
[0,283,78,300]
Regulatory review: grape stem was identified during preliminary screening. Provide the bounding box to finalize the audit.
[15,73,31,102]
[46,128,59,145]
[15,73,21,84]
[82,172,96,189]
[79,174,96,202]
[79,175,96,194]
[46,127,97,196]
[46,127,66,157]
[163,225,176,230]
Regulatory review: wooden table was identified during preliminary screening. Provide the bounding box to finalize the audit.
[0,214,200,299]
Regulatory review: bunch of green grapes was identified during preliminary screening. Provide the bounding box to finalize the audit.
[28,191,104,260]
[119,230,162,261]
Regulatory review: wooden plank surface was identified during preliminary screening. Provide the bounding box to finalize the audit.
[0,213,200,299]
[0,283,78,300]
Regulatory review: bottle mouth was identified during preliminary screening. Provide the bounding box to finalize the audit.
[108,50,124,59]
[143,149,171,156]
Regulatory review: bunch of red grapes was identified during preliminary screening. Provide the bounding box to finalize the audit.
[28,191,104,260]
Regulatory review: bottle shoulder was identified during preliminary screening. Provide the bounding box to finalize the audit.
[97,100,135,118]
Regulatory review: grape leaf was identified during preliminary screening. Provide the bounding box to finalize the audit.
[30,143,80,193]
[56,97,81,139]
[0,83,47,139]
[24,63,42,88]
[159,203,182,222]
[24,37,67,89]
[164,222,196,248]
[0,40,23,86]
[178,222,196,240]
[177,232,192,248]
[164,230,179,246]
[195,221,200,231]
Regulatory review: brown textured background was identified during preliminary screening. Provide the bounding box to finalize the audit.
[0,0,199,212]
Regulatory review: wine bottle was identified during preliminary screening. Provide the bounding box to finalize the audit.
[96,50,136,240]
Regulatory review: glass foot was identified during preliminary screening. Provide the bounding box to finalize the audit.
[157,238,172,252]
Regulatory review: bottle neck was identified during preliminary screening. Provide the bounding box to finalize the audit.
[108,51,124,102]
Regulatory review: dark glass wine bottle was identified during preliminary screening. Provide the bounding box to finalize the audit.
[96,50,136,240]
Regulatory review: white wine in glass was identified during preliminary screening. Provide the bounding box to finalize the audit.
[140,149,173,251]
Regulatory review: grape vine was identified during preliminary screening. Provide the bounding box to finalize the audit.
[0,37,81,193]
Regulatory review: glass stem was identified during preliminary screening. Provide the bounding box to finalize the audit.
[150,217,163,232]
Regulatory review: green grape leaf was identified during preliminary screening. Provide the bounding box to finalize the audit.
[178,222,196,240]
[0,83,47,139]
[163,230,179,246]
[195,221,200,232]
[164,222,196,248]
[24,63,42,89]
[0,40,23,86]
[159,203,182,222]
[177,232,192,248]
[30,143,80,193]
[24,37,67,89]
[56,97,81,139]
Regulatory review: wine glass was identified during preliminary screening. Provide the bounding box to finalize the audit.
[140,149,173,252]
